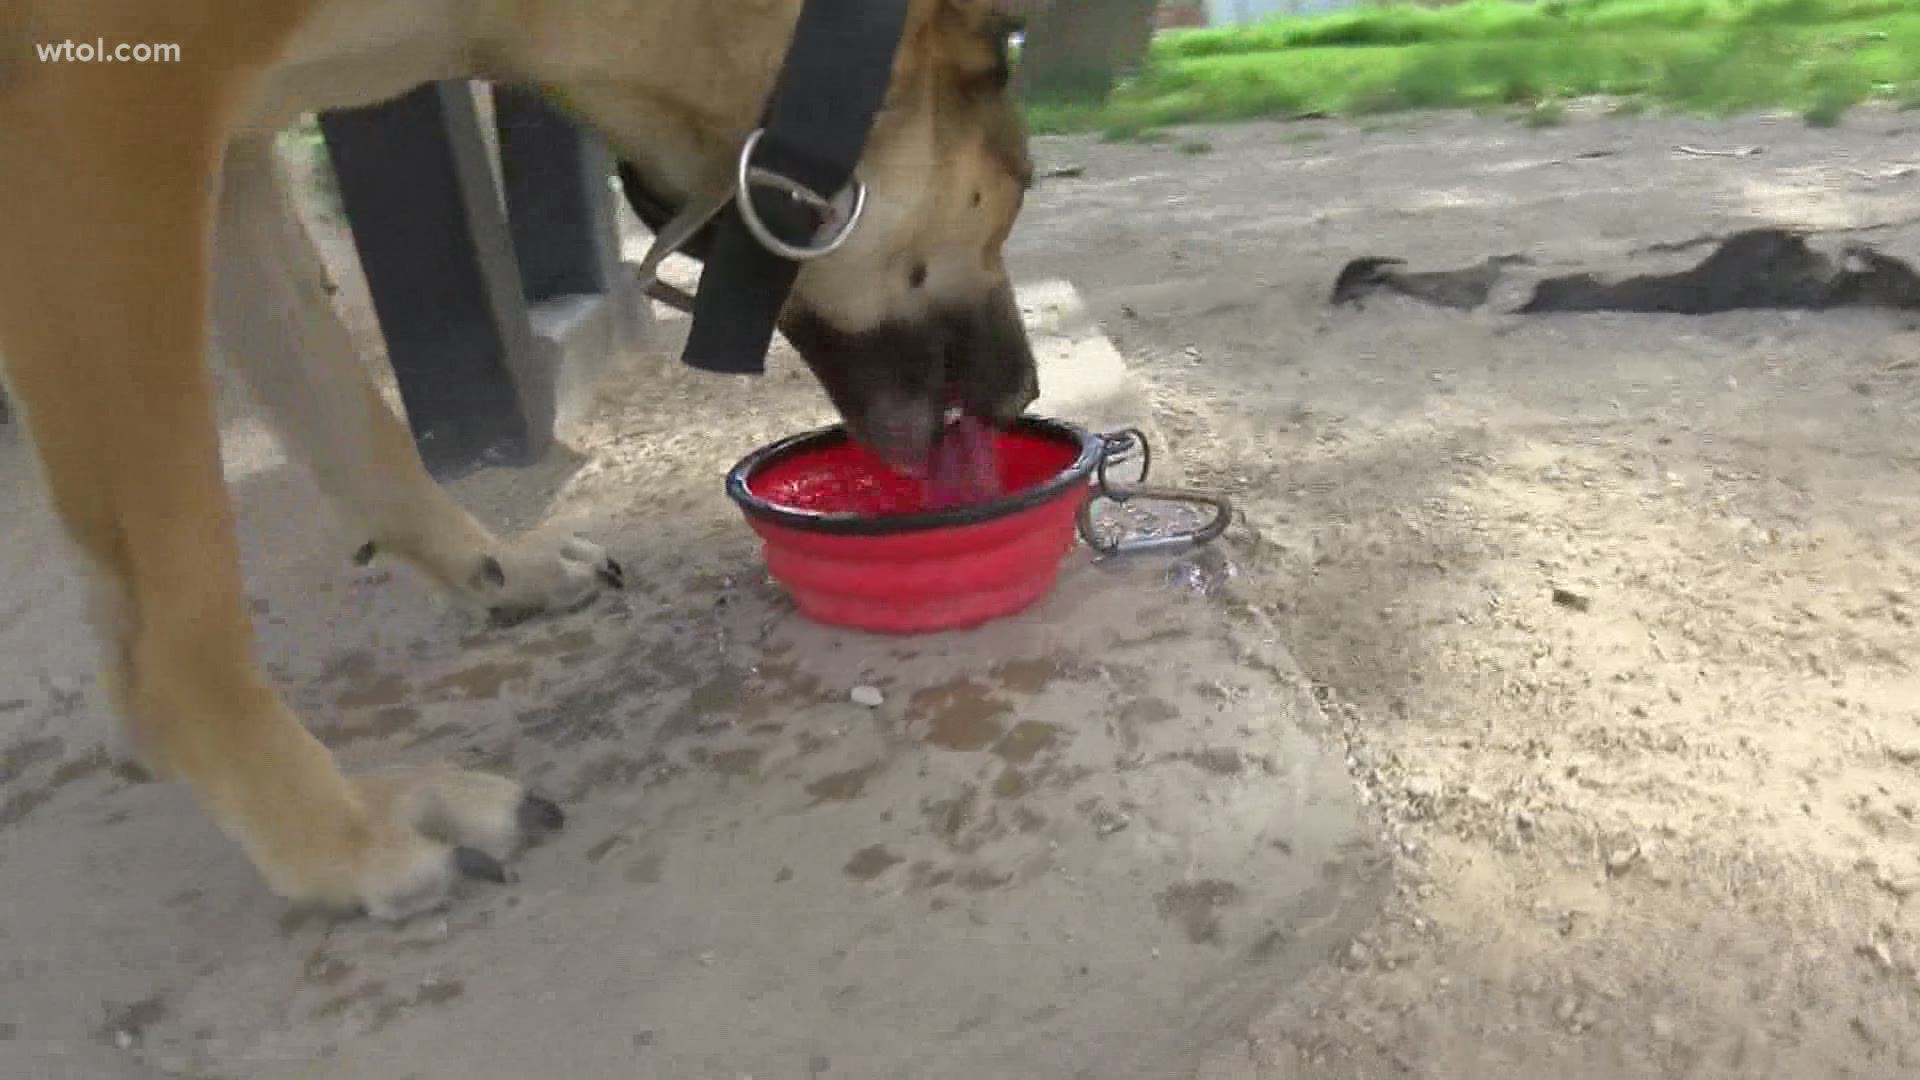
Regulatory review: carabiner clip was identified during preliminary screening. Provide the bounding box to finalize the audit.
[1075,429,1234,558]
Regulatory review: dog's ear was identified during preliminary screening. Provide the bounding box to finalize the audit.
[929,0,1030,93]
[943,0,1039,34]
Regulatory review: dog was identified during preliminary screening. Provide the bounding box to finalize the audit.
[0,0,1040,921]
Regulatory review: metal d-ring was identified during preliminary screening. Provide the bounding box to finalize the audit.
[1094,427,1152,491]
[735,128,868,262]
[1075,428,1234,558]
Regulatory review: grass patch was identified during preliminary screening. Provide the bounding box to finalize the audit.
[1025,0,1920,134]
[1520,100,1570,126]
[1801,96,1850,125]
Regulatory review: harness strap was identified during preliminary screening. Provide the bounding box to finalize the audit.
[679,0,912,375]
[630,174,735,305]
[616,160,717,264]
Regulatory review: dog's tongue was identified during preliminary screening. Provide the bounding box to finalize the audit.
[924,413,1002,510]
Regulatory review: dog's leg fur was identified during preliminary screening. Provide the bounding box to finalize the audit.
[0,25,552,919]
[212,137,623,623]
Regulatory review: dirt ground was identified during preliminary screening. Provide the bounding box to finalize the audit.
[1006,104,1920,1077]
[7,100,1920,1078]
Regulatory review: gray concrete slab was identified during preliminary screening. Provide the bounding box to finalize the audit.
[0,284,1380,1079]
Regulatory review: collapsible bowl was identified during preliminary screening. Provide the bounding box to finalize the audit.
[724,416,1231,635]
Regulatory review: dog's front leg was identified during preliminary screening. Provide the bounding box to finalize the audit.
[0,61,559,919]
[211,136,624,625]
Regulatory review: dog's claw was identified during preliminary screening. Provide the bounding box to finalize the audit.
[597,558,626,590]
[517,793,566,835]
[477,556,508,589]
[453,846,511,885]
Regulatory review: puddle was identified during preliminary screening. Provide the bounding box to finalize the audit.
[321,704,420,746]
[805,760,884,803]
[843,844,904,881]
[922,785,981,841]
[908,679,1012,751]
[567,752,656,799]
[692,746,763,778]
[685,675,773,726]
[518,627,601,663]
[318,650,378,684]
[1155,879,1244,945]
[423,659,534,701]
[416,979,464,1007]
[303,953,353,987]
[334,672,410,709]
[1118,698,1178,726]
[991,721,1060,765]
[1178,747,1248,777]
[992,657,1070,695]
[994,767,1030,798]
[625,852,664,884]
[312,977,464,1033]
[910,862,1013,892]
[1165,547,1239,598]
[97,993,169,1046]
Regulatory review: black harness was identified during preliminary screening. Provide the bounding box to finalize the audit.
[620,0,912,377]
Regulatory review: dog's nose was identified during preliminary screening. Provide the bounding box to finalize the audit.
[852,394,941,468]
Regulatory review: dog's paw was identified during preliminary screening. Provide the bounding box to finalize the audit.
[306,767,567,922]
[360,528,625,626]
[468,532,625,627]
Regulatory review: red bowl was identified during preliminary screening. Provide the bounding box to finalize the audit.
[724,417,1105,634]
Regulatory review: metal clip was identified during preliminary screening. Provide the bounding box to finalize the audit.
[1075,429,1233,558]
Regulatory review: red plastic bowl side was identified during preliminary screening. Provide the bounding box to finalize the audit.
[747,485,1089,634]
[761,515,1079,601]
[743,482,1090,562]
[787,568,1068,635]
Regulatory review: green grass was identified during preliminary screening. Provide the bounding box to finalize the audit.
[1520,99,1570,126]
[1023,0,1920,135]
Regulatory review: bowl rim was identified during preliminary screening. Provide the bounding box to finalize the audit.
[725,414,1102,536]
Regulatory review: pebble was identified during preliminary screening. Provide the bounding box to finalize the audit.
[1877,868,1920,898]
[1862,940,1895,972]
[1345,940,1373,969]
[1092,806,1131,837]
[1404,775,1444,803]
[850,685,884,708]
[1605,843,1641,877]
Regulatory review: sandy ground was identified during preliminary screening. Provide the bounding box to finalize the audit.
[0,153,1378,1077]
[1005,104,1920,1077]
[6,100,1920,1077]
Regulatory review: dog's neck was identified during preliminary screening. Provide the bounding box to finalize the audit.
[250,0,923,264]
[484,0,824,211]
[248,0,830,192]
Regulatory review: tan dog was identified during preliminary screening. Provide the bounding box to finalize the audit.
[0,0,1038,921]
